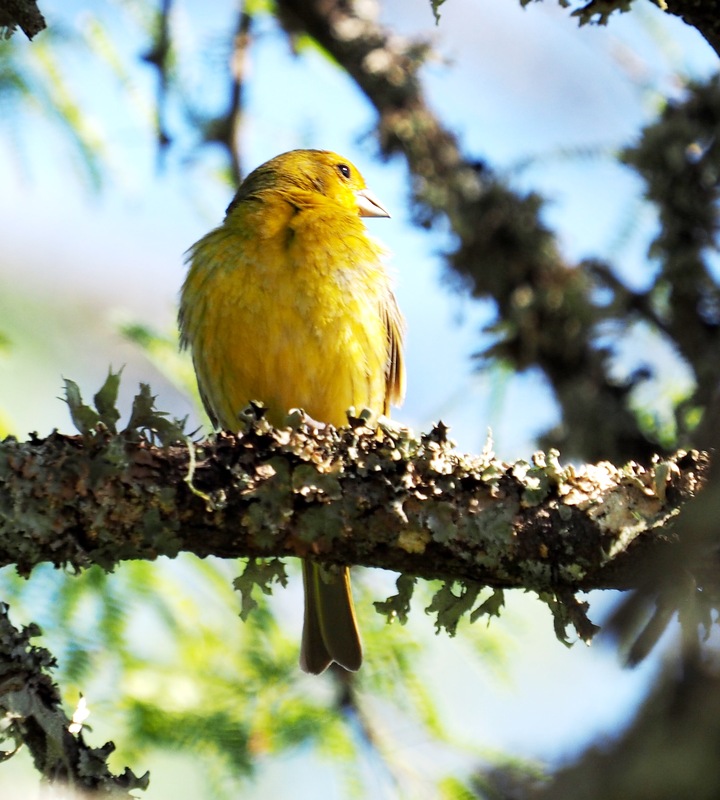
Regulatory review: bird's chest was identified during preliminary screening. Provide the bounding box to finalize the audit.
[207,232,388,426]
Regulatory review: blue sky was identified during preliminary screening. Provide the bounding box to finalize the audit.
[0,0,716,795]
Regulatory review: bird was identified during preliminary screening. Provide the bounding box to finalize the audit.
[178,149,405,673]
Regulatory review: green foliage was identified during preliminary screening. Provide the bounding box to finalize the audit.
[540,591,600,646]
[63,369,188,446]
[468,758,548,798]
[430,0,448,24]
[438,776,477,799]
[374,573,416,624]
[124,383,189,446]
[426,580,482,636]
[0,31,105,187]
[421,582,507,637]
[470,588,506,623]
[63,370,122,435]
[0,554,506,797]
[233,558,288,621]
[518,0,637,26]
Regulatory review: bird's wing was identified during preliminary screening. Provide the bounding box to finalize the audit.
[194,358,220,429]
[383,292,406,414]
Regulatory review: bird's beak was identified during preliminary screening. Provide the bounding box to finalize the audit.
[355,188,390,218]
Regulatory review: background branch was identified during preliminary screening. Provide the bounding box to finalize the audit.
[276,0,667,463]
[0,0,45,40]
[0,602,148,794]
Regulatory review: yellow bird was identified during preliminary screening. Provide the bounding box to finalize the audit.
[179,150,405,673]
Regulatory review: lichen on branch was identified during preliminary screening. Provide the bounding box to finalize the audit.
[0,601,148,793]
[0,378,709,644]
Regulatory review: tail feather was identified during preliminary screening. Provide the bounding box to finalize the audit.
[299,561,362,674]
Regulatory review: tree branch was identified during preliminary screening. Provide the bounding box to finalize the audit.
[0,419,709,599]
[658,0,720,58]
[0,602,148,794]
[0,0,45,40]
[621,79,720,424]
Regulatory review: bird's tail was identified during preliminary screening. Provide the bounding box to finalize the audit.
[299,561,362,674]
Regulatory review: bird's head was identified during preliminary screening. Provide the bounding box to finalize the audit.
[226,149,390,219]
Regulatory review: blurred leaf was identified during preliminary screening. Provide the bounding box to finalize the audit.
[233,559,288,621]
[430,0,448,24]
[121,324,201,407]
[374,573,416,624]
[470,588,505,623]
[24,32,105,188]
[438,776,475,799]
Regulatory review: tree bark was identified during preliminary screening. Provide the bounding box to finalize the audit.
[0,424,708,592]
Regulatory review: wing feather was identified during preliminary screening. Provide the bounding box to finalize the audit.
[383,291,406,414]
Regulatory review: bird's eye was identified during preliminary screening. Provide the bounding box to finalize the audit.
[336,163,351,179]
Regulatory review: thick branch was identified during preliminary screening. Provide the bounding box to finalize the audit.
[0,421,709,596]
